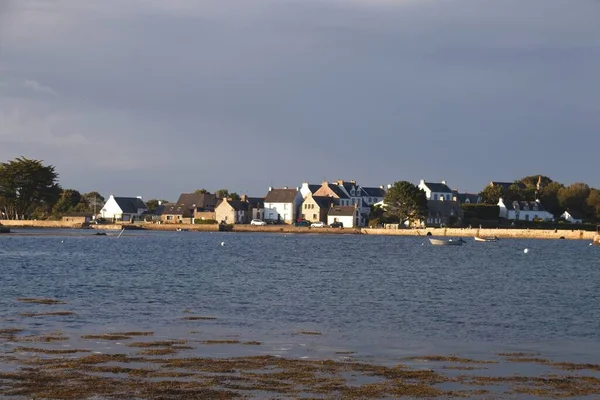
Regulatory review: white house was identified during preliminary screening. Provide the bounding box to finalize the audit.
[498,198,554,221]
[418,179,453,201]
[100,195,148,222]
[327,205,359,228]
[300,182,321,199]
[263,187,303,224]
[560,210,583,223]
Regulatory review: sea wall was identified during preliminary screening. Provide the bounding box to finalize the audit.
[362,227,596,241]
[0,220,83,229]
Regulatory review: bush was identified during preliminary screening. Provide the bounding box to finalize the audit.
[194,219,217,225]
[461,204,500,220]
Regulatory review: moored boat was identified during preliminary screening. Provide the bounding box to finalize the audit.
[429,238,465,246]
[0,224,10,234]
[474,236,498,242]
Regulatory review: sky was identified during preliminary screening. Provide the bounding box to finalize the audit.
[1,0,599,201]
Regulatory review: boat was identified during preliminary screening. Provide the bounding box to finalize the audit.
[429,238,465,246]
[0,224,9,234]
[474,236,499,242]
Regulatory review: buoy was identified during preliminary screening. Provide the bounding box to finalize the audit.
[220,242,225,246]
[524,248,529,254]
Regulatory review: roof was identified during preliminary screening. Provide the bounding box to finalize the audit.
[562,210,584,219]
[305,184,321,194]
[503,200,547,212]
[328,184,350,199]
[361,187,386,197]
[176,193,217,209]
[427,201,462,217]
[312,196,338,209]
[245,197,264,208]
[157,203,193,217]
[264,188,299,203]
[456,192,479,204]
[422,182,452,193]
[217,199,248,211]
[328,205,357,217]
[114,197,147,214]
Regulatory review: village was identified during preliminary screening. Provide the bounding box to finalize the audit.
[59,178,582,230]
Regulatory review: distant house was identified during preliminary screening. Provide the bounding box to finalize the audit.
[453,191,480,204]
[418,179,453,201]
[327,205,359,228]
[156,203,194,224]
[61,212,94,224]
[300,193,338,223]
[498,198,554,221]
[425,201,463,227]
[215,199,250,224]
[242,195,265,221]
[263,187,303,224]
[560,210,584,223]
[101,195,148,222]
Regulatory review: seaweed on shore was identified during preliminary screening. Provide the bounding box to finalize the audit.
[19,311,75,317]
[16,297,66,305]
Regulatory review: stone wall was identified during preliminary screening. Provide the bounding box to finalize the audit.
[361,227,596,240]
[0,220,83,229]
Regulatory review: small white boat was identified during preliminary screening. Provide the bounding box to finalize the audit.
[474,236,499,242]
[429,238,465,246]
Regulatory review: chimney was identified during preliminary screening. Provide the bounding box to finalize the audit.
[137,196,142,199]
[158,200,162,206]
[419,179,425,186]
[322,180,328,185]
[284,186,288,189]
[296,187,299,191]
[350,180,355,184]
[442,180,447,185]
[337,180,343,185]
[387,184,392,189]
[268,187,272,191]
[241,194,248,202]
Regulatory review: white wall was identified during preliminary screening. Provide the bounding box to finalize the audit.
[100,195,123,220]
[327,214,355,228]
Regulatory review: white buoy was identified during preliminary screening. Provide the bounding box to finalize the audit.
[524,248,529,254]
[220,242,225,246]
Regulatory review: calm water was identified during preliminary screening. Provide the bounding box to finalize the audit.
[1,229,600,364]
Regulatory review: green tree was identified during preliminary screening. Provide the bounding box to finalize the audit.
[229,192,241,201]
[587,188,600,220]
[0,157,60,219]
[383,181,428,226]
[81,191,105,213]
[145,199,169,213]
[51,189,82,216]
[216,189,229,199]
[479,185,503,205]
[194,189,208,194]
[538,181,563,217]
[558,183,590,215]
[519,175,554,189]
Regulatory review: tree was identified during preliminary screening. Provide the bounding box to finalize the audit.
[479,185,503,205]
[216,189,229,199]
[538,181,563,217]
[145,199,169,213]
[383,181,428,226]
[229,192,241,201]
[587,188,600,220]
[519,175,554,189]
[194,189,208,194]
[82,191,105,213]
[558,183,590,215]
[51,189,82,215]
[0,157,60,219]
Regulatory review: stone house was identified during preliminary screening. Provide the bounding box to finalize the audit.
[61,212,94,224]
[215,199,250,224]
[300,193,338,223]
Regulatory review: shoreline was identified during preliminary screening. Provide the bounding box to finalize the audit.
[1,220,598,241]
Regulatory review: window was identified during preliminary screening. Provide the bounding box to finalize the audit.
[434,194,438,200]
[313,214,317,219]
[284,204,288,210]
[301,214,305,219]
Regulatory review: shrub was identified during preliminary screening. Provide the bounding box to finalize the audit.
[194,219,217,225]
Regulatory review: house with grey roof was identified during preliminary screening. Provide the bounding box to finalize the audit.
[498,198,554,221]
[418,179,453,201]
[215,199,250,224]
[100,195,148,222]
[300,193,338,223]
[560,210,584,223]
[263,187,303,224]
[425,201,463,227]
[175,193,218,212]
[453,191,480,204]
[327,205,359,228]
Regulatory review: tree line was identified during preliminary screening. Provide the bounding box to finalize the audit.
[479,175,600,220]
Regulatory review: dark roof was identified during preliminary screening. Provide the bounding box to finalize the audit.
[340,181,356,194]
[563,210,584,219]
[423,182,452,193]
[504,200,547,212]
[361,187,386,197]
[217,199,248,211]
[427,201,462,218]
[176,193,217,209]
[328,184,350,199]
[245,197,264,208]
[114,197,147,214]
[456,192,479,204]
[157,203,193,217]
[264,188,299,203]
[328,205,357,217]
[312,196,338,209]
[306,184,321,194]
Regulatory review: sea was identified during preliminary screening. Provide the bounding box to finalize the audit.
[1,229,600,394]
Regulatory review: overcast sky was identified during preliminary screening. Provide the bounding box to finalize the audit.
[1,0,599,201]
